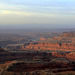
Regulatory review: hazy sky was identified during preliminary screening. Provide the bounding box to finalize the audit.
[0,0,75,29]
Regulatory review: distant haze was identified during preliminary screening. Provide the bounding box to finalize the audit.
[0,0,75,29]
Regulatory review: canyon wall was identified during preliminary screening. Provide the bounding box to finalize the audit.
[21,42,75,60]
[52,52,75,60]
[21,42,75,51]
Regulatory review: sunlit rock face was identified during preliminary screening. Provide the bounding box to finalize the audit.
[21,42,75,51]
[21,42,75,60]
[40,37,46,41]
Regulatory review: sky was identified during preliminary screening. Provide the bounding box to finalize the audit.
[0,0,75,29]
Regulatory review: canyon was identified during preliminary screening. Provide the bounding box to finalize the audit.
[0,31,75,75]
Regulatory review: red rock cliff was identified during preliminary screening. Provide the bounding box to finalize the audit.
[21,42,75,51]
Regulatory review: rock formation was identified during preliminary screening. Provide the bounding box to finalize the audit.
[21,42,75,51]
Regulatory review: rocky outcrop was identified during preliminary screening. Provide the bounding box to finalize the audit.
[61,32,75,37]
[5,60,75,73]
[66,52,75,60]
[51,52,75,61]
[40,37,46,41]
[21,42,75,51]
[21,42,75,60]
